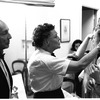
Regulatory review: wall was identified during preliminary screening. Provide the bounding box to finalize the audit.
[0,3,26,72]
[81,0,100,23]
[82,0,100,9]
[26,0,82,58]
[0,0,100,72]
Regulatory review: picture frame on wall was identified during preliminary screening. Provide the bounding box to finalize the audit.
[60,19,70,42]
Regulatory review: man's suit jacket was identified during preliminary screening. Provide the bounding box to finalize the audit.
[0,59,13,98]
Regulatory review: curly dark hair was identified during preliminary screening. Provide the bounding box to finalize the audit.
[71,39,82,51]
[32,23,55,48]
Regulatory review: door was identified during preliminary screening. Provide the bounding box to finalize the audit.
[82,6,98,49]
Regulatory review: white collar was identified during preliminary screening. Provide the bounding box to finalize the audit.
[36,48,51,55]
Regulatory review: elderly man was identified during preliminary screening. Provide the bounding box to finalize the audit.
[0,20,13,98]
[28,23,100,98]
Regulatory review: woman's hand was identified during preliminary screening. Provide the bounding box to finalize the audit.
[67,53,78,60]
[89,64,100,75]
[87,78,95,91]
[87,33,94,40]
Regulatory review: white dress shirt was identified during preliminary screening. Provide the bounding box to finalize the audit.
[28,49,70,93]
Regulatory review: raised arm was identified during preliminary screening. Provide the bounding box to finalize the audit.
[75,33,94,59]
[67,42,100,74]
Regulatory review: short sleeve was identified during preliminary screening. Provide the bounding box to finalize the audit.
[46,58,71,76]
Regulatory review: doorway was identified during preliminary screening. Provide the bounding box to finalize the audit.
[82,6,98,40]
[82,6,98,50]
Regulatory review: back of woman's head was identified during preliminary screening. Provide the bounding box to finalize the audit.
[32,23,54,48]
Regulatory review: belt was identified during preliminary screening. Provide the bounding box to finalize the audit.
[34,87,64,98]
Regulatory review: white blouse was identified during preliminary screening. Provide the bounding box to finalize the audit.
[28,49,70,93]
